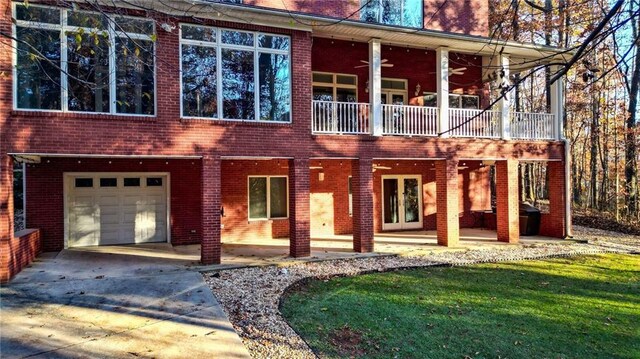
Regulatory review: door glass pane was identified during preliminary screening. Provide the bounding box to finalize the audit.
[383,178,399,224]
[313,86,333,101]
[124,178,140,187]
[404,178,420,223]
[391,94,405,105]
[380,93,387,105]
[249,177,267,219]
[269,177,287,218]
[336,88,356,102]
[222,48,255,120]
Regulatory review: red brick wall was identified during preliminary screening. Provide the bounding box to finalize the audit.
[0,229,41,283]
[309,159,491,236]
[309,159,353,236]
[424,0,489,36]
[312,38,484,104]
[243,0,489,36]
[25,158,202,251]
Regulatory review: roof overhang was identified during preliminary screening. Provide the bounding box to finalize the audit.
[87,0,572,64]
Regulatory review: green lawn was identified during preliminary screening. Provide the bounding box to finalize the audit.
[280,254,640,359]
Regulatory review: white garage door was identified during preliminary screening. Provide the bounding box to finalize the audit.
[67,174,168,247]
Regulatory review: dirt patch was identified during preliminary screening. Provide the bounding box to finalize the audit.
[329,325,366,357]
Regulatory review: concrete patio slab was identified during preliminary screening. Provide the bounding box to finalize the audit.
[0,246,250,359]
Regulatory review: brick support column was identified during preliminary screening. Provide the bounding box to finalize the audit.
[496,159,519,243]
[546,161,569,238]
[289,158,311,257]
[352,158,374,252]
[0,155,15,281]
[435,159,459,247]
[201,156,221,265]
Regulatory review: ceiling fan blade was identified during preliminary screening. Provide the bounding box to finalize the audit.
[380,59,388,63]
[360,60,369,64]
[354,65,368,68]
[382,64,394,67]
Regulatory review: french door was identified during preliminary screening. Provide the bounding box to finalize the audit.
[381,175,423,230]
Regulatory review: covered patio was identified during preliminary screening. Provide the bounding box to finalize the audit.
[214,228,567,268]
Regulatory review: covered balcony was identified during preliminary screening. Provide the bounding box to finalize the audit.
[310,38,563,141]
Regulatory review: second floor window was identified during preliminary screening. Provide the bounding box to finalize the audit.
[312,73,357,102]
[14,4,155,115]
[361,0,423,28]
[180,24,291,122]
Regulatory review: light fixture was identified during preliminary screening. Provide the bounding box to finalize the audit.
[415,83,421,96]
[160,23,175,33]
[319,172,325,181]
[365,79,369,93]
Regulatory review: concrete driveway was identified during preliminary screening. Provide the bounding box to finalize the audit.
[0,245,250,358]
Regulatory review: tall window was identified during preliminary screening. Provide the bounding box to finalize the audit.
[13,4,155,115]
[248,176,288,220]
[312,73,357,102]
[180,24,291,122]
[361,0,423,28]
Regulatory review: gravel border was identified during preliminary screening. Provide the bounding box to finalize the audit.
[204,227,640,358]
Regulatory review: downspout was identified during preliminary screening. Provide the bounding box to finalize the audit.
[562,137,573,238]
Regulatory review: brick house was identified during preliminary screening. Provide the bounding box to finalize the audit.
[0,0,571,282]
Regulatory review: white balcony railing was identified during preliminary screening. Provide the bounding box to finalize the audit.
[311,100,556,140]
[511,112,555,140]
[382,104,438,136]
[312,100,370,134]
[448,108,501,138]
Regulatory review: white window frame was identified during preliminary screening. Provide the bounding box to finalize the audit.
[381,77,408,105]
[179,24,292,123]
[312,72,358,102]
[247,175,289,220]
[12,3,157,117]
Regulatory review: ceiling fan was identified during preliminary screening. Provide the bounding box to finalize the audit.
[354,59,394,69]
[449,67,467,76]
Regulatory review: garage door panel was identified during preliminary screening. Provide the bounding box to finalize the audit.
[68,175,168,247]
[98,195,119,206]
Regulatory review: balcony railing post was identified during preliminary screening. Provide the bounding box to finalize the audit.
[497,55,512,140]
[550,64,564,140]
[436,47,449,137]
[369,38,382,136]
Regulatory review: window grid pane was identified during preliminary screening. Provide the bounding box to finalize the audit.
[16,26,62,110]
[222,48,255,120]
[115,38,155,115]
[249,177,267,219]
[269,177,287,218]
[67,32,110,112]
[182,44,217,117]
